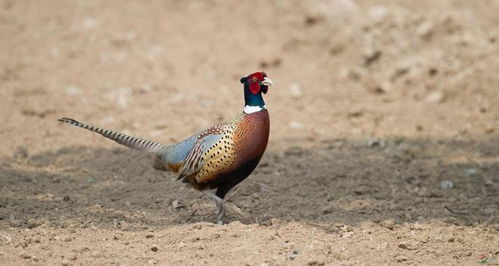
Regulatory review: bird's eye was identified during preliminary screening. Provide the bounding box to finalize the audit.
[252,77,258,82]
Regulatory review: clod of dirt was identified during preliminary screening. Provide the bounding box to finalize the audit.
[9,219,23,228]
[259,58,282,68]
[284,147,303,156]
[363,49,382,66]
[398,242,417,250]
[27,218,42,229]
[286,250,298,260]
[150,246,159,252]
[380,219,395,230]
[19,252,31,259]
[307,261,325,266]
[67,252,77,261]
[14,146,29,160]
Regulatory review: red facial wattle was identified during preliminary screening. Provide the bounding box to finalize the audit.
[249,81,261,94]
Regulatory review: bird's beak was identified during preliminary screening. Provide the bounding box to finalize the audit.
[261,77,273,87]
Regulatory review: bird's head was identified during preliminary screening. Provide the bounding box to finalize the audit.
[240,72,273,95]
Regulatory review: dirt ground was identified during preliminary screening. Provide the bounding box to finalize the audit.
[1,0,498,265]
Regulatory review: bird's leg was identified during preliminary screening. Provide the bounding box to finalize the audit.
[203,190,225,225]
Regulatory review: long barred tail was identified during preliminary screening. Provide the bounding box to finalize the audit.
[58,117,163,153]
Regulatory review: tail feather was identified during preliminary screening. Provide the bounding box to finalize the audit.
[58,117,163,153]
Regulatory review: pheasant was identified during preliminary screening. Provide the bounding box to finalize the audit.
[58,72,272,224]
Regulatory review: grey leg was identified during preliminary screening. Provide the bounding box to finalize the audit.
[203,190,225,225]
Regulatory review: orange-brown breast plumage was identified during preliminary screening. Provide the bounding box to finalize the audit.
[175,110,269,193]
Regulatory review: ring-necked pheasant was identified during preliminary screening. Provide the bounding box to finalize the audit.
[58,72,272,224]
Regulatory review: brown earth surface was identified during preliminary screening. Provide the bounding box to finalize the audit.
[1,0,498,265]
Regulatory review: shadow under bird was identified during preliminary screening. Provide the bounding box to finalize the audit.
[58,72,273,224]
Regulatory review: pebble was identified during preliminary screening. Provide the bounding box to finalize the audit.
[439,180,454,189]
[27,218,42,229]
[368,6,389,24]
[286,250,298,260]
[288,83,302,98]
[19,252,31,259]
[425,91,445,103]
[367,137,385,148]
[14,146,29,159]
[151,246,159,252]
[417,21,433,40]
[398,242,417,250]
[484,179,494,186]
[171,200,185,210]
[288,121,304,129]
[396,255,408,262]
[68,252,77,261]
[380,219,395,230]
[464,168,478,177]
[363,49,382,66]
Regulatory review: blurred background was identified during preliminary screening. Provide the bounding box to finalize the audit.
[0,0,498,265]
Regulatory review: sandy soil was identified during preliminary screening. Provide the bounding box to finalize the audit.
[1,0,498,265]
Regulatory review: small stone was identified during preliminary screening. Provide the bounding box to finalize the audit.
[288,83,302,98]
[150,246,159,252]
[368,6,389,24]
[398,242,417,250]
[146,234,154,239]
[64,86,82,96]
[396,255,408,262]
[439,180,454,190]
[286,250,298,260]
[171,200,185,210]
[91,250,103,258]
[464,168,478,177]
[9,219,23,228]
[27,218,42,229]
[14,146,29,159]
[63,195,71,201]
[148,260,158,265]
[367,138,385,148]
[363,49,382,66]
[380,219,395,230]
[417,21,433,40]
[322,206,334,214]
[68,252,77,261]
[307,261,325,266]
[19,252,31,259]
[288,121,304,129]
[425,91,445,103]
